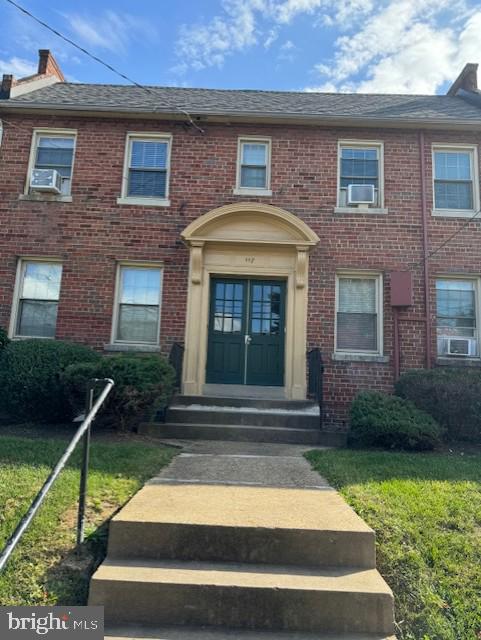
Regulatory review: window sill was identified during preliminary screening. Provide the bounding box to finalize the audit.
[436,356,481,368]
[334,206,388,215]
[233,188,272,197]
[116,197,170,207]
[19,194,72,203]
[431,209,478,219]
[332,352,389,363]
[104,343,161,353]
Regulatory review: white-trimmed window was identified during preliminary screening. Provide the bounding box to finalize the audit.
[11,259,63,338]
[337,141,384,211]
[235,137,271,195]
[27,130,76,195]
[436,278,480,357]
[335,273,383,354]
[119,133,172,205]
[432,145,479,217]
[112,264,163,345]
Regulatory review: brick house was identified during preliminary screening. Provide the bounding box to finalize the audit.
[1,51,481,428]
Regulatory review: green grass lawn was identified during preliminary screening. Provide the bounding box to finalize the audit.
[0,432,175,606]
[306,448,481,640]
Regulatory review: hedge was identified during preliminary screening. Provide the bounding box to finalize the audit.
[349,391,443,451]
[396,368,481,442]
[62,354,176,431]
[0,339,100,423]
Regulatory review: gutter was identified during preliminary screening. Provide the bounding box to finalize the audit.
[1,102,481,131]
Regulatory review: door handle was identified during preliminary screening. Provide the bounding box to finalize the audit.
[245,335,252,345]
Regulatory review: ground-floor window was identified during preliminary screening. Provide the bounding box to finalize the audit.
[436,278,479,357]
[112,263,163,345]
[335,272,383,354]
[10,259,63,338]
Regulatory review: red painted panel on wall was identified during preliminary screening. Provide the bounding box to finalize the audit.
[390,271,413,307]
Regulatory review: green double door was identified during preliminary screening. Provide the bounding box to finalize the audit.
[206,278,286,386]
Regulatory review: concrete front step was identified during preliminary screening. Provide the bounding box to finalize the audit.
[107,485,376,568]
[176,395,319,411]
[166,407,320,429]
[139,422,346,447]
[89,559,394,635]
[105,626,396,639]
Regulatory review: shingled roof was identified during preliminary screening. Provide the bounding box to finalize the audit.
[2,82,481,125]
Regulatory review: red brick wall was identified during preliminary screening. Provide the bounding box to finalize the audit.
[1,114,480,427]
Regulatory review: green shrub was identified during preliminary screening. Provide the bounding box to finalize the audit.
[396,368,481,442]
[0,340,100,423]
[349,391,443,451]
[0,328,9,351]
[63,355,176,431]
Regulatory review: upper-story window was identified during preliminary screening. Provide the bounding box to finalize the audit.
[10,259,63,338]
[432,145,479,217]
[27,130,76,196]
[335,273,383,354]
[337,141,385,213]
[118,133,172,206]
[235,137,272,195]
[436,278,479,358]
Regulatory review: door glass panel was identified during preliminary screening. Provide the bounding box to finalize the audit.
[213,281,244,334]
[250,283,281,335]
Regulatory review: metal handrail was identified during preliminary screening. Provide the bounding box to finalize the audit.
[0,377,114,573]
[307,348,324,430]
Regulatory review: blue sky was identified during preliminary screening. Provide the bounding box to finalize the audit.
[0,0,480,94]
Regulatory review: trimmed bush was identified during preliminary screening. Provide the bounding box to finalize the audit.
[0,328,9,351]
[0,340,100,423]
[396,368,481,442]
[63,355,176,431]
[349,391,443,451]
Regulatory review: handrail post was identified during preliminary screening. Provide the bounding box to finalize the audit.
[76,381,94,546]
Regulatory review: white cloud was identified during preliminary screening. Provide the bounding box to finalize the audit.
[0,56,36,77]
[174,0,392,74]
[310,0,481,94]
[65,11,157,55]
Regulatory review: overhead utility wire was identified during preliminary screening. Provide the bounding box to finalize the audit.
[3,0,205,134]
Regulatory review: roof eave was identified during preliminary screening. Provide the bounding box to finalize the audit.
[1,101,481,130]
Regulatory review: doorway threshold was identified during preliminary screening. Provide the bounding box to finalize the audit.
[203,384,286,400]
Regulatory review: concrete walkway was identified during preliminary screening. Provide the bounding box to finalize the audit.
[90,438,395,638]
[151,439,330,489]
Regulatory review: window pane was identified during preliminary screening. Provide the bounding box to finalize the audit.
[241,166,267,188]
[242,143,266,166]
[117,305,159,343]
[120,268,161,305]
[22,263,62,300]
[128,169,166,197]
[434,152,471,180]
[338,278,376,314]
[130,140,168,169]
[434,181,472,210]
[436,280,476,339]
[17,300,58,337]
[337,312,377,351]
[341,158,378,179]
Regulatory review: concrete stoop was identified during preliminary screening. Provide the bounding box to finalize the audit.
[139,396,347,447]
[89,485,395,638]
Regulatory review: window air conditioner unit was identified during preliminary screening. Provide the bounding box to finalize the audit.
[347,184,375,205]
[30,169,62,194]
[446,337,477,357]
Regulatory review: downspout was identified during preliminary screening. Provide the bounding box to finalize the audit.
[418,131,432,369]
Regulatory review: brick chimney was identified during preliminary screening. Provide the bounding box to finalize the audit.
[38,49,65,81]
[0,49,64,99]
[447,63,478,96]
